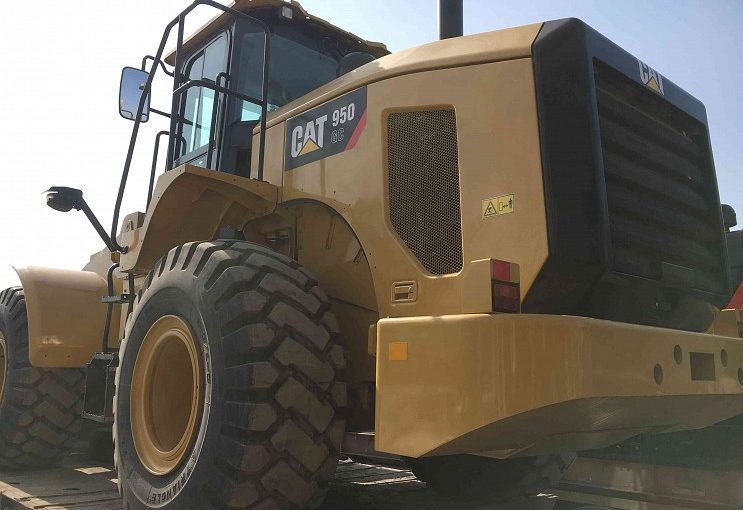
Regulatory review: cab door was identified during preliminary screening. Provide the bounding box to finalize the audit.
[172,32,229,169]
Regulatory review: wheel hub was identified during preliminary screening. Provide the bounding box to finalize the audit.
[130,315,203,476]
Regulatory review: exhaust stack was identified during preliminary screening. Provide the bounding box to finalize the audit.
[438,0,463,39]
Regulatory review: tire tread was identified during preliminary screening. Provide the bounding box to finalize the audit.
[116,241,346,509]
[0,287,85,470]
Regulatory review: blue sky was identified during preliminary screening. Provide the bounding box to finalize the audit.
[0,0,740,286]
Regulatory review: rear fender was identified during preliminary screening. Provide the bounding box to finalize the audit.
[119,165,278,273]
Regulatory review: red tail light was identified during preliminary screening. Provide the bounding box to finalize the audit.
[491,259,520,313]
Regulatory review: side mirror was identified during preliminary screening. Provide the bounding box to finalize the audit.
[45,186,84,212]
[119,67,151,122]
[723,204,738,231]
[44,187,122,253]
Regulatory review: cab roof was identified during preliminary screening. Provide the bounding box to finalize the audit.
[164,0,388,65]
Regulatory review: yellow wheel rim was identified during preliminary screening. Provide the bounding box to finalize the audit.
[0,332,7,402]
[130,315,203,476]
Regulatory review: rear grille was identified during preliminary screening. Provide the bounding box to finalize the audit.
[387,109,463,275]
[594,60,726,293]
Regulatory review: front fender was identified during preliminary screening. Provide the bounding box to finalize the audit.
[15,266,111,367]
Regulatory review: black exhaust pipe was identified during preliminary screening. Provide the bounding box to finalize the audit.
[438,0,463,39]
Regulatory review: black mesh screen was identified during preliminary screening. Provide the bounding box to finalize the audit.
[387,109,463,275]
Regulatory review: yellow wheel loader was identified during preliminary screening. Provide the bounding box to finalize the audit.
[2,0,743,508]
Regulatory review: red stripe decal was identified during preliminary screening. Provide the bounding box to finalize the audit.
[345,109,367,151]
[729,282,743,309]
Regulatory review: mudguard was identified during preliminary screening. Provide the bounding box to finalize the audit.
[14,267,111,367]
[119,165,278,273]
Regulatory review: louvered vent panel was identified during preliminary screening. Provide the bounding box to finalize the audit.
[387,109,463,275]
[594,60,727,294]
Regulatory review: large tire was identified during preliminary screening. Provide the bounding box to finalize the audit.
[0,287,85,469]
[114,241,347,509]
[409,452,575,502]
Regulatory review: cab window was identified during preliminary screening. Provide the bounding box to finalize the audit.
[235,28,341,121]
[176,33,228,166]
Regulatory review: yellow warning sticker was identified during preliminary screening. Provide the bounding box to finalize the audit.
[482,194,515,218]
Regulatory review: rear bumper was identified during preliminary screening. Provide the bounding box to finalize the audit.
[375,313,743,458]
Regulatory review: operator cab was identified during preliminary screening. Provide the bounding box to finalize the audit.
[163,1,388,177]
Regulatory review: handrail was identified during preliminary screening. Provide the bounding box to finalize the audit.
[110,0,271,253]
[141,55,174,77]
[207,72,230,170]
[147,131,170,209]
[172,79,263,107]
[168,78,265,172]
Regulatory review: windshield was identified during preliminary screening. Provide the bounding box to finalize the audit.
[236,28,341,121]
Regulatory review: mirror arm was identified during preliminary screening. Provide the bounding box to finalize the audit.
[149,107,171,119]
[79,200,124,254]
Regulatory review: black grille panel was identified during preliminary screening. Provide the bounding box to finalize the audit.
[527,19,729,331]
[387,109,463,275]
[594,60,727,294]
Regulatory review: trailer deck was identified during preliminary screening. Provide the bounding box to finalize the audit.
[1,455,740,510]
[554,456,743,510]
[0,457,556,510]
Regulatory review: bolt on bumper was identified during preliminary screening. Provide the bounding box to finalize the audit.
[375,313,743,458]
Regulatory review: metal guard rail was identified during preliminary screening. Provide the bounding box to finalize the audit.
[110,0,271,253]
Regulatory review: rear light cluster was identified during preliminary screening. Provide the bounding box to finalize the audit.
[491,259,520,313]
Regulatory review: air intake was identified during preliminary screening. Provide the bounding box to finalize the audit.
[387,109,463,275]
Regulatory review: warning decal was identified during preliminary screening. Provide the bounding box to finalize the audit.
[482,194,514,218]
[284,87,367,171]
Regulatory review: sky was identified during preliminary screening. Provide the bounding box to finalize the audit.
[0,0,740,287]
